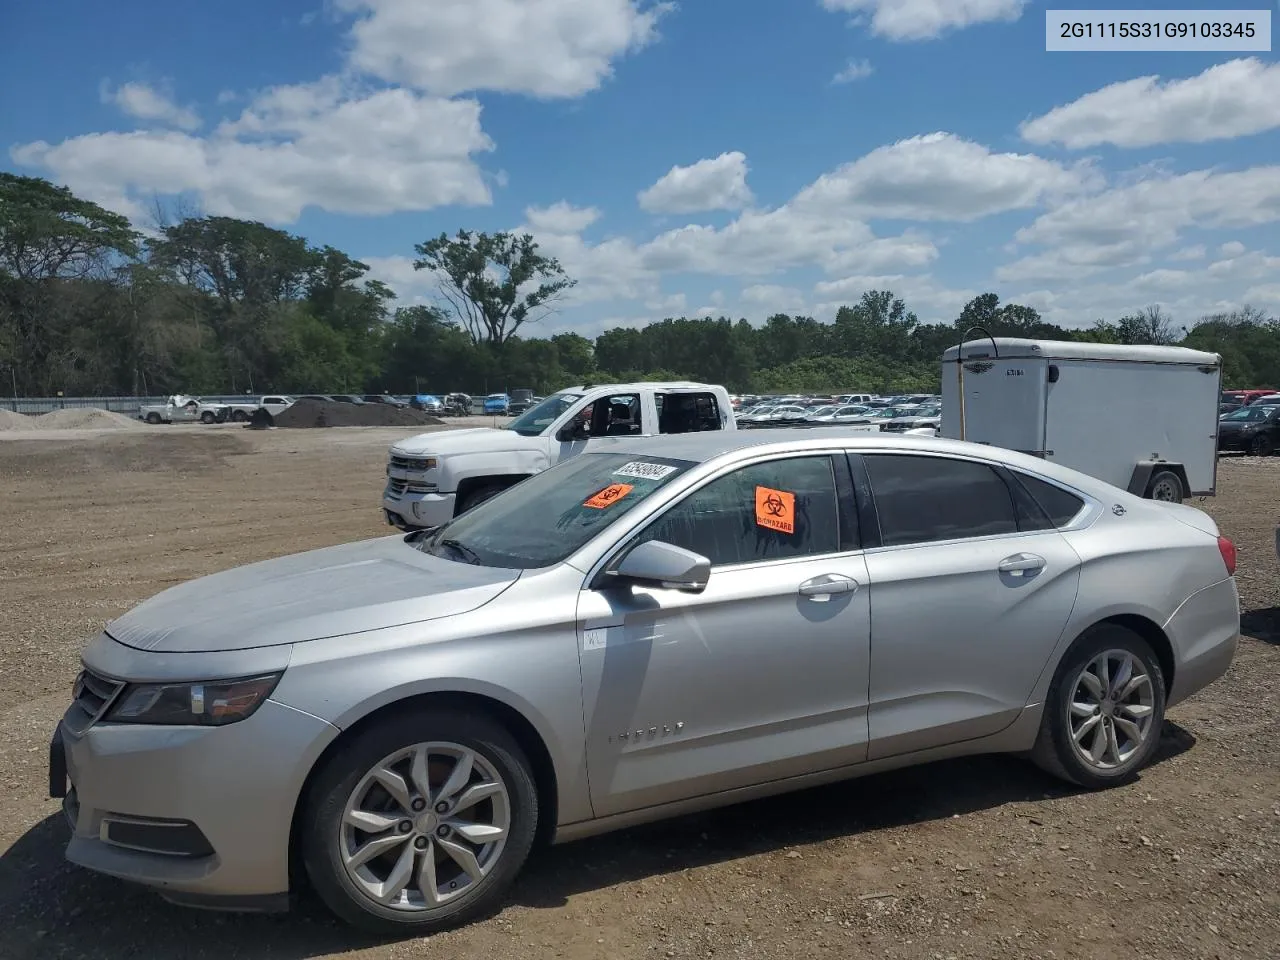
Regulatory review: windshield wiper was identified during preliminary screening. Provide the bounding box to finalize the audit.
[437,538,482,565]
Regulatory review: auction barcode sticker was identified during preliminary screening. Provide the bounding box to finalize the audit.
[1046,10,1271,51]
[613,461,677,480]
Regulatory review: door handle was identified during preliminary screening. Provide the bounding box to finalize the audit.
[998,553,1046,576]
[798,574,858,598]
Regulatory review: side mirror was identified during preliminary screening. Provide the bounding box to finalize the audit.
[611,540,710,593]
[557,421,588,442]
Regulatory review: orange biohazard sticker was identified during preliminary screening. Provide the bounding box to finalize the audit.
[584,483,634,509]
[755,485,795,534]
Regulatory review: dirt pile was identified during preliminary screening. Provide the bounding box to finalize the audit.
[0,409,36,431]
[33,408,146,430]
[273,398,444,428]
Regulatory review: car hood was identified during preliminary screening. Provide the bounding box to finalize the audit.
[106,536,520,653]
[391,428,543,457]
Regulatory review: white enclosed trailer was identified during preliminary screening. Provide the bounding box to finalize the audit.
[940,338,1222,501]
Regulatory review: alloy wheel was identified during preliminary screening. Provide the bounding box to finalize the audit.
[339,742,511,911]
[1066,649,1156,770]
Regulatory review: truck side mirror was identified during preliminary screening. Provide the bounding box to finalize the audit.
[557,421,588,442]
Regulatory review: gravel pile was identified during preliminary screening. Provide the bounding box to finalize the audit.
[33,407,147,430]
[274,398,444,428]
[0,409,36,431]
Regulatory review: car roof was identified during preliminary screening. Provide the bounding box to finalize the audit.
[557,381,719,394]
[586,429,1116,495]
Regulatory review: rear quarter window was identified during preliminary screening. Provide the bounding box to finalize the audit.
[1011,473,1086,528]
[657,392,724,433]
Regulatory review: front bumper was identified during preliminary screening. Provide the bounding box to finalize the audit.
[53,696,337,902]
[382,487,455,529]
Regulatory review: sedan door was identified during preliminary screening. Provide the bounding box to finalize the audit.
[856,453,1083,760]
[577,454,872,817]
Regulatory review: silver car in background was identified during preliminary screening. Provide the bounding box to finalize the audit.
[50,430,1240,935]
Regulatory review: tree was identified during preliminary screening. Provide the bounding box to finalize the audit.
[1116,305,1180,345]
[412,230,576,346]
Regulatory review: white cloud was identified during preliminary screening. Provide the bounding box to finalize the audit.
[741,284,807,310]
[524,201,602,234]
[335,0,671,98]
[14,80,493,222]
[638,151,754,214]
[832,59,874,84]
[820,0,1027,41]
[1011,165,1280,270]
[1218,240,1246,259]
[1169,245,1206,262]
[1020,58,1280,149]
[795,132,1095,222]
[215,89,238,105]
[100,81,201,131]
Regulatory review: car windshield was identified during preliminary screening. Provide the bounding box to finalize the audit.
[417,452,693,569]
[505,393,582,436]
[1224,407,1269,422]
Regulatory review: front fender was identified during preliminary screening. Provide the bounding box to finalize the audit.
[441,449,549,491]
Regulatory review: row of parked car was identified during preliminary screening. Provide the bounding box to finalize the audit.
[1217,388,1280,456]
[733,393,943,434]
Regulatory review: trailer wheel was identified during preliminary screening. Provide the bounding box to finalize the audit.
[1249,435,1274,457]
[1147,470,1184,502]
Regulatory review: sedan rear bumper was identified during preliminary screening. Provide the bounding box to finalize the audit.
[1164,577,1240,709]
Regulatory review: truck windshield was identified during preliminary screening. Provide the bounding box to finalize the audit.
[417,452,693,569]
[505,393,582,436]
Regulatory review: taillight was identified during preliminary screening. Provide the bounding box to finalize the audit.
[1217,536,1237,576]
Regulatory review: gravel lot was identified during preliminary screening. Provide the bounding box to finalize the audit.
[1,426,1276,960]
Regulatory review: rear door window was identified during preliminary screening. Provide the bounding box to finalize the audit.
[864,454,1019,546]
[1011,473,1086,529]
[656,392,723,433]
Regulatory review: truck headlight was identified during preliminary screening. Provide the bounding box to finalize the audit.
[105,674,282,726]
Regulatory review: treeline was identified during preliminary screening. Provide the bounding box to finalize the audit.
[3,172,1279,398]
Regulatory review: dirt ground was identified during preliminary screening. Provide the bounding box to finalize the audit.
[0,426,1276,960]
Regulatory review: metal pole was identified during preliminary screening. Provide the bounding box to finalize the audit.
[952,326,998,442]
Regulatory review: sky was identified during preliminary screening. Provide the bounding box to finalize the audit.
[2,0,1279,338]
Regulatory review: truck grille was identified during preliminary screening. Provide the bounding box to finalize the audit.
[390,455,433,472]
[64,667,124,735]
[386,478,407,497]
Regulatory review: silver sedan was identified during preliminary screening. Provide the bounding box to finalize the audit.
[50,430,1240,934]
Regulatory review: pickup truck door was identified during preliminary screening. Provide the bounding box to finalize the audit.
[552,393,644,465]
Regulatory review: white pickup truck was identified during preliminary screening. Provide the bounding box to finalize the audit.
[222,395,294,422]
[138,395,229,424]
[383,381,735,530]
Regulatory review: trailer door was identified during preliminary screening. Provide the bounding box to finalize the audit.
[941,356,1047,455]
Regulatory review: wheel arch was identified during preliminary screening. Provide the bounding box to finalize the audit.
[1056,613,1176,697]
[287,689,560,895]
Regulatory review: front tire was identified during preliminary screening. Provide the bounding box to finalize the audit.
[301,709,538,935]
[1250,434,1274,456]
[1031,625,1166,789]
[145,412,162,424]
[200,411,216,424]
[458,484,503,515]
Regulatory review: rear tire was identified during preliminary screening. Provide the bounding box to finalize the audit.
[1147,470,1183,502]
[1030,625,1166,789]
[301,709,538,936]
[145,412,162,424]
[231,410,249,423]
[200,411,216,424]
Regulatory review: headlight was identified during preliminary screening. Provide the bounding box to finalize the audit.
[105,674,282,726]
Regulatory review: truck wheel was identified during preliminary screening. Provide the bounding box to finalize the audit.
[145,412,162,424]
[230,410,249,423]
[200,411,216,424]
[1030,624,1166,789]
[301,708,538,935]
[1147,470,1183,502]
[1249,435,1274,457]
[458,485,503,515]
